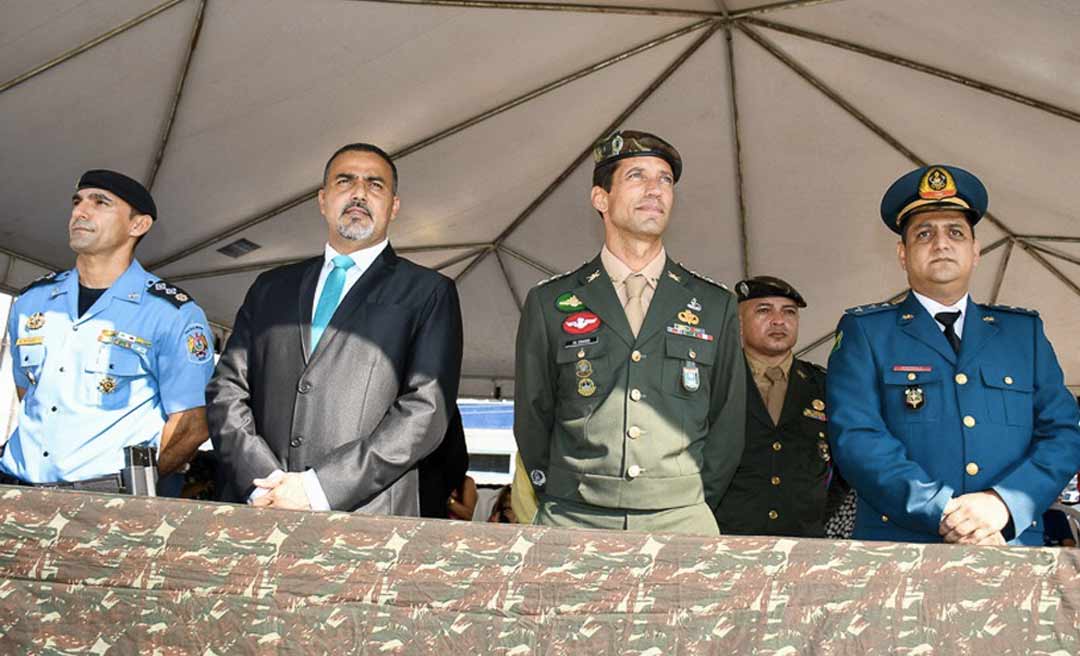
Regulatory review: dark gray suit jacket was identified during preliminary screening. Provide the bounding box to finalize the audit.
[207,245,463,514]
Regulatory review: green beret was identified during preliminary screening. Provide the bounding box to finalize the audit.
[77,169,157,221]
[735,275,806,308]
[592,130,682,183]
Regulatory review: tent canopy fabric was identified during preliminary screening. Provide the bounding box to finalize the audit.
[1,0,1078,398]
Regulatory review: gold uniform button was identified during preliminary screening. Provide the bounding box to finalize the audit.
[768,510,778,520]
[770,476,781,486]
[966,462,979,476]
[955,373,968,385]
[772,441,782,452]
[627,426,642,439]
[688,349,697,360]
[631,350,642,363]
[907,372,917,381]
[1004,376,1014,385]
[963,415,976,428]
[881,515,889,523]
[630,389,642,402]
[627,464,642,479]
[818,432,825,439]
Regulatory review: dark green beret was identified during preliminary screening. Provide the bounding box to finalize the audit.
[592,130,682,183]
[880,164,987,235]
[77,169,157,221]
[735,275,806,308]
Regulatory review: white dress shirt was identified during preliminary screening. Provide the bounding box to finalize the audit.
[251,239,389,511]
[911,290,969,340]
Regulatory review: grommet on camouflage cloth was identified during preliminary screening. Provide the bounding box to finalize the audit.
[592,130,683,182]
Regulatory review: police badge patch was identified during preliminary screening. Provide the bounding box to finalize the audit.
[183,324,213,363]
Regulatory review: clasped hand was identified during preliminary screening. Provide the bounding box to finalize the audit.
[939,490,1010,546]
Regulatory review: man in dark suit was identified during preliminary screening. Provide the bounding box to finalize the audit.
[207,143,463,515]
[714,276,848,537]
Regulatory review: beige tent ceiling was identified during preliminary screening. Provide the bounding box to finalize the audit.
[1,0,1078,398]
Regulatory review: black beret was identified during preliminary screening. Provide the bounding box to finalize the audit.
[735,275,806,308]
[77,169,157,221]
[593,130,683,183]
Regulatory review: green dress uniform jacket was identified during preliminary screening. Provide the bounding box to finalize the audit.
[714,357,837,537]
[513,254,745,531]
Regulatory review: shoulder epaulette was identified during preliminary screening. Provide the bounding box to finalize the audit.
[537,262,585,287]
[145,279,195,308]
[679,263,729,291]
[983,303,1038,317]
[808,361,827,376]
[844,301,899,316]
[19,271,60,295]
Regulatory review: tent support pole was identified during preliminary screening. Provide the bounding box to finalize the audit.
[350,0,839,19]
[722,21,752,279]
[145,19,715,271]
[739,23,1080,310]
[746,18,1080,127]
[989,239,1014,304]
[494,249,524,312]
[0,0,187,95]
[147,0,208,190]
[500,246,558,277]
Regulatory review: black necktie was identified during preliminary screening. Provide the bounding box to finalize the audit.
[935,311,962,353]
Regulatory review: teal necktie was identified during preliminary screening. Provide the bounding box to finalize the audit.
[311,255,355,353]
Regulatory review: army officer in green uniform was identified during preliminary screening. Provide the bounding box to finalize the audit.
[513,130,745,536]
[714,276,849,537]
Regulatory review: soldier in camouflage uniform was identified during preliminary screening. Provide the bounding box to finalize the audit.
[513,130,745,536]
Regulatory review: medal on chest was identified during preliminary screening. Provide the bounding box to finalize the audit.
[904,386,924,410]
[682,360,700,392]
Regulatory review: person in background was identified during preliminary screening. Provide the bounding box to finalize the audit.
[714,275,848,537]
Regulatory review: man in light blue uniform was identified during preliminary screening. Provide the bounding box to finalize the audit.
[2,170,214,492]
[828,164,1080,546]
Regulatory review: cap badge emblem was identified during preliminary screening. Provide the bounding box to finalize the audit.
[918,167,957,200]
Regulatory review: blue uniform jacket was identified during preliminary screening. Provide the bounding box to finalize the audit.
[827,292,1080,545]
[3,260,214,483]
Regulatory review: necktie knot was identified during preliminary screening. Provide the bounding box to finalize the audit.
[934,311,962,354]
[934,311,961,329]
[332,254,356,271]
[625,273,648,300]
[765,366,784,385]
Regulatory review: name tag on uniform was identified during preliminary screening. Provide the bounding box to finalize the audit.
[16,336,44,346]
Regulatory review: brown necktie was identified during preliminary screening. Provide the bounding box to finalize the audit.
[624,273,648,337]
[764,366,785,424]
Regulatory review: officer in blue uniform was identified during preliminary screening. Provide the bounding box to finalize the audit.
[2,170,215,492]
[828,164,1080,546]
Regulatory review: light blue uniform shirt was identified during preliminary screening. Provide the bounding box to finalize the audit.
[2,259,215,483]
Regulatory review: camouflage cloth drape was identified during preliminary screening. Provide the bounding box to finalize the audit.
[0,487,1077,654]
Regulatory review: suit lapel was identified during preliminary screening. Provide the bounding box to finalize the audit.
[744,357,773,427]
[571,254,634,348]
[297,258,322,363]
[898,292,957,365]
[777,361,811,426]
[635,259,692,345]
[307,245,399,366]
[957,301,998,369]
